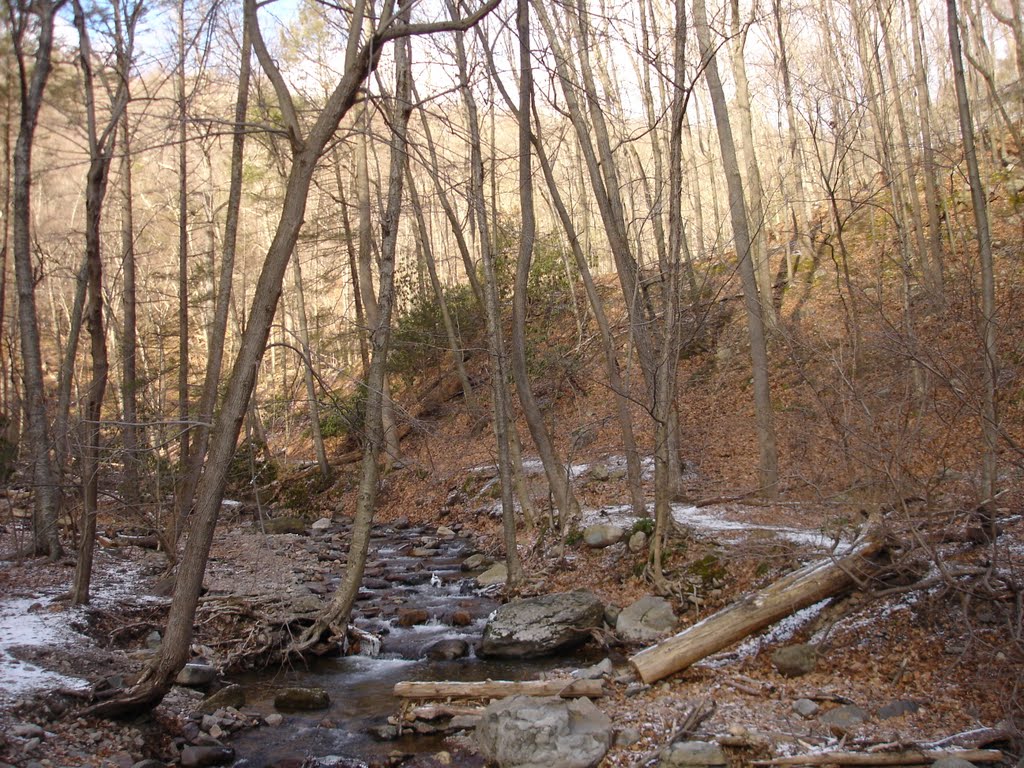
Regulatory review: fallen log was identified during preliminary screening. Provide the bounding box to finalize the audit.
[393,678,604,699]
[630,525,885,684]
[751,748,1003,765]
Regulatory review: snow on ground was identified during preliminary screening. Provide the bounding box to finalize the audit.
[0,594,89,704]
[0,549,159,707]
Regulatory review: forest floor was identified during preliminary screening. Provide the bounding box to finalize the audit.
[3,194,1024,765]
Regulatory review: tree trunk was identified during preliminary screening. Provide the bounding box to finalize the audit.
[730,0,775,326]
[291,252,331,481]
[694,0,779,498]
[947,0,999,512]
[449,1,522,583]
[509,0,581,537]
[176,0,191,473]
[11,0,66,560]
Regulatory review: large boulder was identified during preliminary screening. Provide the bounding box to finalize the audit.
[616,596,677,643]
[480,591,604,658]
[475,695,612,768]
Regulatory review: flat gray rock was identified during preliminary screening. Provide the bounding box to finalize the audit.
[658,740,727,767]
[480,591,604,658]
[475,695,612,768]
[616,596,676,643]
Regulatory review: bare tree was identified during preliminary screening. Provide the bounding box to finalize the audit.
[9,0,66,559]
[946,0,999,516]
[71,0,142,603]
[694,0,779,497]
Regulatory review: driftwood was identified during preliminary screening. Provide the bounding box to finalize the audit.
[393,678,604,699]
[752,749,1003,765]
[630,526,885,684]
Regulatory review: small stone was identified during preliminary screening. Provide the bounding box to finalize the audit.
[368,724,399,741]
[771,644,817,678]
[198,685,245,713]
[616,596,677,643]
[819,704,870,736]
[311,517,332,531]
[462,553,493,571]
[616,727,642,747]
[410,547,439,557]
[434,751,452,765]
[11,724,44,739]
[436,525,455,538]
[604,604,621,627]
[476,562,507,587]
[423,639,470,661]
[628,530,648,553]
[131,760,167,768]
[397,608,430,627]
[878,700,920,720]
[792,698,819,719]
[201,715,218,732]
[145,630,162,649]
[449,610,473,627]
[207,724,223,740]
[273,687,330,711]
[574,658,614,680]
[589,464,611,482]
[176,663,217,687]
[264,713,284,727]
[659,740,727,767]
[179,746,234,768]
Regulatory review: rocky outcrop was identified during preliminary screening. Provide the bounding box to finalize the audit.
[475,695,612,768]
[480,591,604,658]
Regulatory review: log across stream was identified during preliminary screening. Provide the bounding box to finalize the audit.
[223,523,600,767]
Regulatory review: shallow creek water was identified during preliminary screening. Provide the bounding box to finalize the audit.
[226,524,594,767]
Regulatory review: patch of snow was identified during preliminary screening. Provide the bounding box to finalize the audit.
[0,597,90,702]
[698,598,832,668]
[671,505,840,548]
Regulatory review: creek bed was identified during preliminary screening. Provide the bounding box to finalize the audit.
[225,524,597,767]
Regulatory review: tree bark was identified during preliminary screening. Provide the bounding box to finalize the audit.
[11,0,67,559]
[509,0,581,537]
[694,0,779,498]
[947,0,999,512]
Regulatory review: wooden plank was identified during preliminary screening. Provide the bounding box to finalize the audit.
[751,748,1003,765]
[629,526,884,684]
[393,678,604,699]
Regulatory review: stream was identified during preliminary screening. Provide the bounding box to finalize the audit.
[225,522,595,767]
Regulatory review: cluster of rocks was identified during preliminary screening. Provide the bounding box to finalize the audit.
[478,589,678,659]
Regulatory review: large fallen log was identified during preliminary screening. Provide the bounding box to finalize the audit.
[751,748,1003,765]
[393,678,604,699]
[629,525,885,684]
